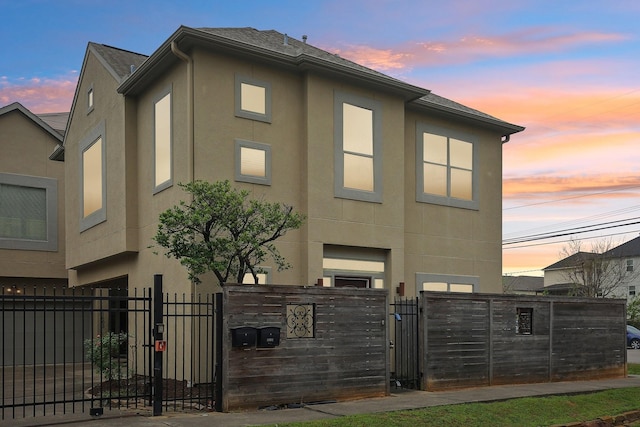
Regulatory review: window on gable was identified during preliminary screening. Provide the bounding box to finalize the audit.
[234,139,271,185]
[0,173,58,251]
[87,86,94,113]
[235,75,271,123]
[154,89,172,192]
[334,92,382,203]
[417,123,478,210]
[80,121,106,231]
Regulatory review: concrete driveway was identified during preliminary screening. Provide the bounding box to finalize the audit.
[629,348,640,364]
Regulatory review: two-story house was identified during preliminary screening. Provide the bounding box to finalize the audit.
[61,26,523,308]
[543,236,640,299]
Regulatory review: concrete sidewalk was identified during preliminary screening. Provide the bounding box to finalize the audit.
[8,376,640,427]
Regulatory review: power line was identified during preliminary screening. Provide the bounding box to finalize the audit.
[503,217,640,245]
[503,184,640,211]
[503,229,640,250]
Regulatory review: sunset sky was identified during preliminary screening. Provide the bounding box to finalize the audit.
[3,0,640,276]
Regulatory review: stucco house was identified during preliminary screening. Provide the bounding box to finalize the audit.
[60,26,524,306]
[0,102,70,364]
[0,102,67,288]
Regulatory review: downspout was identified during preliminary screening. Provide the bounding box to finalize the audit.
[171,41,196,294]
[170,41,194,185]
[501,134,511,144]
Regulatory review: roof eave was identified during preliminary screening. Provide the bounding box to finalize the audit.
[410,97,525,136]
[0,102,63,143]
[118,26,429,100]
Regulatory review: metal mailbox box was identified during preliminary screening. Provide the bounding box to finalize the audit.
[231,326,257,348]
[257,326,281,348]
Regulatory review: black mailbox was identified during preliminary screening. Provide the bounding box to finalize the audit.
[231,326,257,348]
[258,326,281,348]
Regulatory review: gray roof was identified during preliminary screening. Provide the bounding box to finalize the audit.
[503,275,544,292]
[604,235,640,258]
[89,42,148,81]
[115,26,524,135]
[37,112,69,136]
[197,27,411,87]
[543,252,596,271]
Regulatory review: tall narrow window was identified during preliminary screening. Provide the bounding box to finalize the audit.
[417,124,477,210]
[154,90,172,191]
[87,86,94,113]
[80,121,106,231]
[235,75,271,122]
[83,138,103,217]
[334,92,382,202]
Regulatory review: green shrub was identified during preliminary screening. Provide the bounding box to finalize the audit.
[84,332,128,380]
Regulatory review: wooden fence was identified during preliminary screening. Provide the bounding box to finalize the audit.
[221,284,388,411]
[422,292,627,391]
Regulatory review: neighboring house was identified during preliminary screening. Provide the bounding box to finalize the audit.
[0,102,70,364]
[0,102,67,287]
[502,275,544,295]
[60,26,523,307]
[543,237,640,300]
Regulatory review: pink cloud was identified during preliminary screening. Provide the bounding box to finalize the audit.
[503,174,640,201]
[0,74,77,113]
[326,28,627,71]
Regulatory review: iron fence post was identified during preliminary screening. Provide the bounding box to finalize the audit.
[153,274,163,416]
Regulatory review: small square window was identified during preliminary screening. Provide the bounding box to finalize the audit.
[235,139,271,185]
[235,75,271,123]
[516,308,533,335]
[287,304,315,338]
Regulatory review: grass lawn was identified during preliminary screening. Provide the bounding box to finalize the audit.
[271,365,640,427]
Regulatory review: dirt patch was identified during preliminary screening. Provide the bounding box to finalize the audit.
[87,374,215,410]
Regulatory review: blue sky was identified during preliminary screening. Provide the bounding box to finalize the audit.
[2,0,640,275]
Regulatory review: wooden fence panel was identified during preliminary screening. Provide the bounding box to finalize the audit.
[221,285,388,412]
[422,292,626,391]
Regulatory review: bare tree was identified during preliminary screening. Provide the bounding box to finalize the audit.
[558,238,638,298]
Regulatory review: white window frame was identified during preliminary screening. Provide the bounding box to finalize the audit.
[153,87,173,193]
[234,139,272,186]
[416,273,478,294]
[79,120,106,231]
[334,92,382,203]
[416,123,478,210]
[234,74,272,123]
[0,173,58,251]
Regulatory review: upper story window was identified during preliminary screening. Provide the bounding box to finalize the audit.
[154,88,172,192]
[416,123,478,210]
[627,259,634,272]
[235,139,271,185]
[0,173,58,251]
[80,121,106,231]
[334,92,382,203]
[87,85,94,113]
[235,75,272,123]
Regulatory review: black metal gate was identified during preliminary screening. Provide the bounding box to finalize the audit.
[389,296,420,389]
[1,277,221,421]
